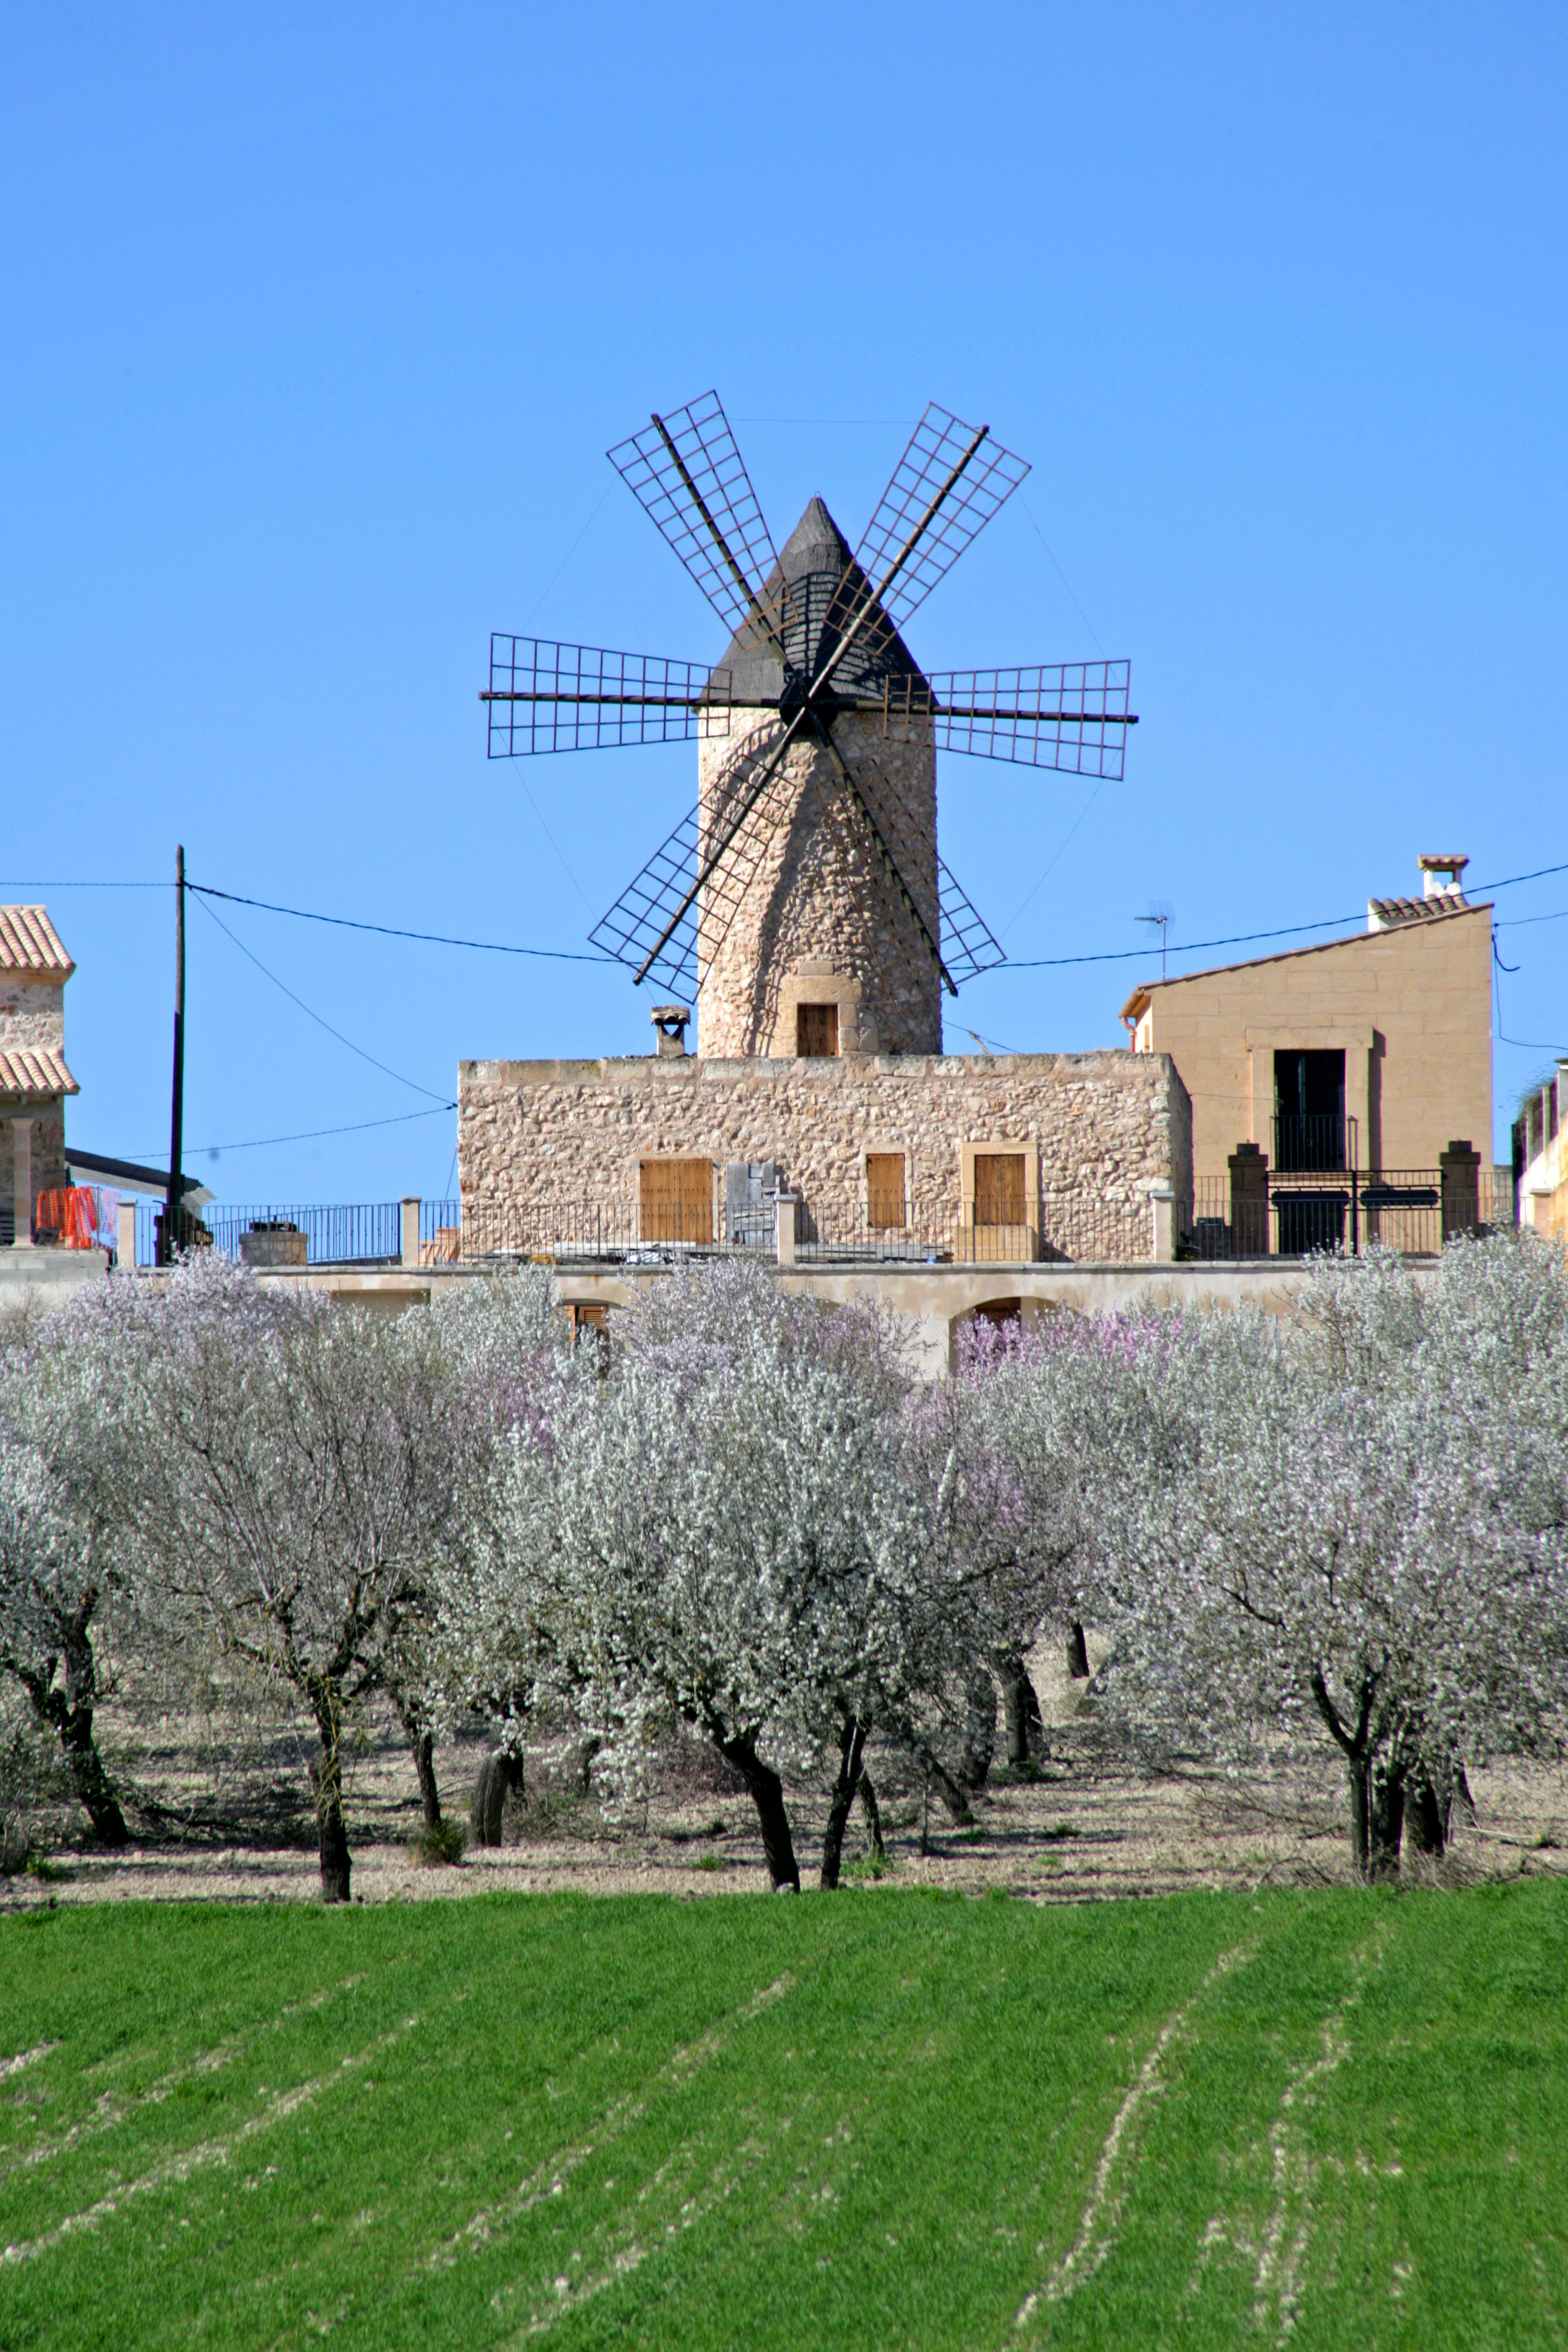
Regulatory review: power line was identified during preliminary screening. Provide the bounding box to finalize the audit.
[192,891,450,1103]
[127,1102,455,1159]
[999,858,1568,972]
[186,882,617,962]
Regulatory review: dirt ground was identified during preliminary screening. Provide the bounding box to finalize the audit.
[5,1639,1566,1910]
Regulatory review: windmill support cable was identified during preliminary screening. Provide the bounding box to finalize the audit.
[808,716,957,996]
[631,708,812,984]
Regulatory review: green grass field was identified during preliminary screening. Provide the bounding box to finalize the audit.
[1,1885,1564,2350]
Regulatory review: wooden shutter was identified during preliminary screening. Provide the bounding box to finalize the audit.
[639,1159,712,1243]
[796,1002,838,1058]
[973,1152,1026,1226]
[866,1152,906,1229]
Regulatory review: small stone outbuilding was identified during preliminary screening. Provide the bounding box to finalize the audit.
[0,907,77,1248]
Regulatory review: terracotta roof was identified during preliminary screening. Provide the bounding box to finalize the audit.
[0,1046,78,1097]
[0,906,74,980]
[1367,891,1467,927]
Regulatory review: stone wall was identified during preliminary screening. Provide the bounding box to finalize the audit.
[458,1046,1191,1252]
[696,711,942,1059]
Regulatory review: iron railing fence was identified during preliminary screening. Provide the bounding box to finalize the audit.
[1183,1166,1516,1262]
[130,1203,402,1268]
[793,1196,1154,1267]
[419,1198,758,1265]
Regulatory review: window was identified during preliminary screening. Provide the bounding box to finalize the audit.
[973,1152,1026,1225]
[639,1159,712,1244]
[797,1002,838,1058]
[867,1152,906,1230]
[1273,1049,1346,1172]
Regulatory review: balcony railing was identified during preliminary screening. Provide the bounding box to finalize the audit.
[1271,1114,1348,1173]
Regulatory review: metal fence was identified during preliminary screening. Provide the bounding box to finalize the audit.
[1182,1166,1516,1262]
[417,1197,743,1265]
[793,1196,1153,1266]
[131,1201,401,1268]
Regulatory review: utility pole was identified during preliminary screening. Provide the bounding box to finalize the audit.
[164,844,186,1260]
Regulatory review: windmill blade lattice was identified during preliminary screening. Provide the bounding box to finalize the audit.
[847,405,1030,651]
[484,638,731,756]
[884,661,1135,779]
[606,391,783,642]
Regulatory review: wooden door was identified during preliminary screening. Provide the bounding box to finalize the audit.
[639,1159,712,1243]
[973,1152,1026,1225]
[797,1002,838,1058]
[866,1152,906,1229]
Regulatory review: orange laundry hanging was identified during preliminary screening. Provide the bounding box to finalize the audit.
[35,1187,97,1248]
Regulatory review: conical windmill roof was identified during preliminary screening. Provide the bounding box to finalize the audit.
[710,496,927,704]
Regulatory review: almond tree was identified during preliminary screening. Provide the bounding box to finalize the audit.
[0,1361,129,1846]
[481,1263,945,1890]
[107,1255,482,1900]
[1062,1239,1568,1878]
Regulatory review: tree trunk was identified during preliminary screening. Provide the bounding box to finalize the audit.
[716,1730,799,1891]
[410,1727,441,1830]
[1065,1622,1091,1679]
[1406,1772,1448,1858]
[999,1652,1045,1765]
[819,1717,868,1890]
[957,1675,997,1790]
[1367,1760,1405,1881]
[59,1699,129,1847]
[20,1619,128,1847]
[888,1715,973,1825]
[858,1770,884,1857]
[470,1749,523,1847]
[310,1732,352,1904]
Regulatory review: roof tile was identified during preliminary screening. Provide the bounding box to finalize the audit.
[0,1046,79,1097]
[0,906,74,979]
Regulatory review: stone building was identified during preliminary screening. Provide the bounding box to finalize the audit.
[1119,854,1499,1252]
[1121,854,1493,1181]
[459,495,1191,1268]
[0,906,78,1247]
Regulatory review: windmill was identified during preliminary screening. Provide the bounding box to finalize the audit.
[482,392,1136,1057]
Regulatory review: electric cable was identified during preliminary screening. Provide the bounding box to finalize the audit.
[193,892,450,1102]
[127,1102,455,1160]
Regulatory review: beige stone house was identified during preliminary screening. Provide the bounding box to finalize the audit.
[0,906,78,1248]
[1119,854,1498,1251]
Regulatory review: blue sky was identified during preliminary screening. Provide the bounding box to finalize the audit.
[3,3,1564,1199]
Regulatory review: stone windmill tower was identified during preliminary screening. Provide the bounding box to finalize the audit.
[482,393,1135,1058]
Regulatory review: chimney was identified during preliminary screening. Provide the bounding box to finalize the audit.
[651,1004,691,1059]
[1418,853,1469,900]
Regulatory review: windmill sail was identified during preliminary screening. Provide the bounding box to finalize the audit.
[606,391,782,641]
[885,661,1136,779]
[483,638,730,756]
[849,405,1030,645]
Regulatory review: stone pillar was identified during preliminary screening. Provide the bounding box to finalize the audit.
[400,1196,421,1269]
[9,1119,33,1247]
[775,1192,799,1268]
[1440,1140,1481,1240]
[1146,1182,1176,1262]
[116,1197,138,1268]
[1228,1142,1268,1258]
